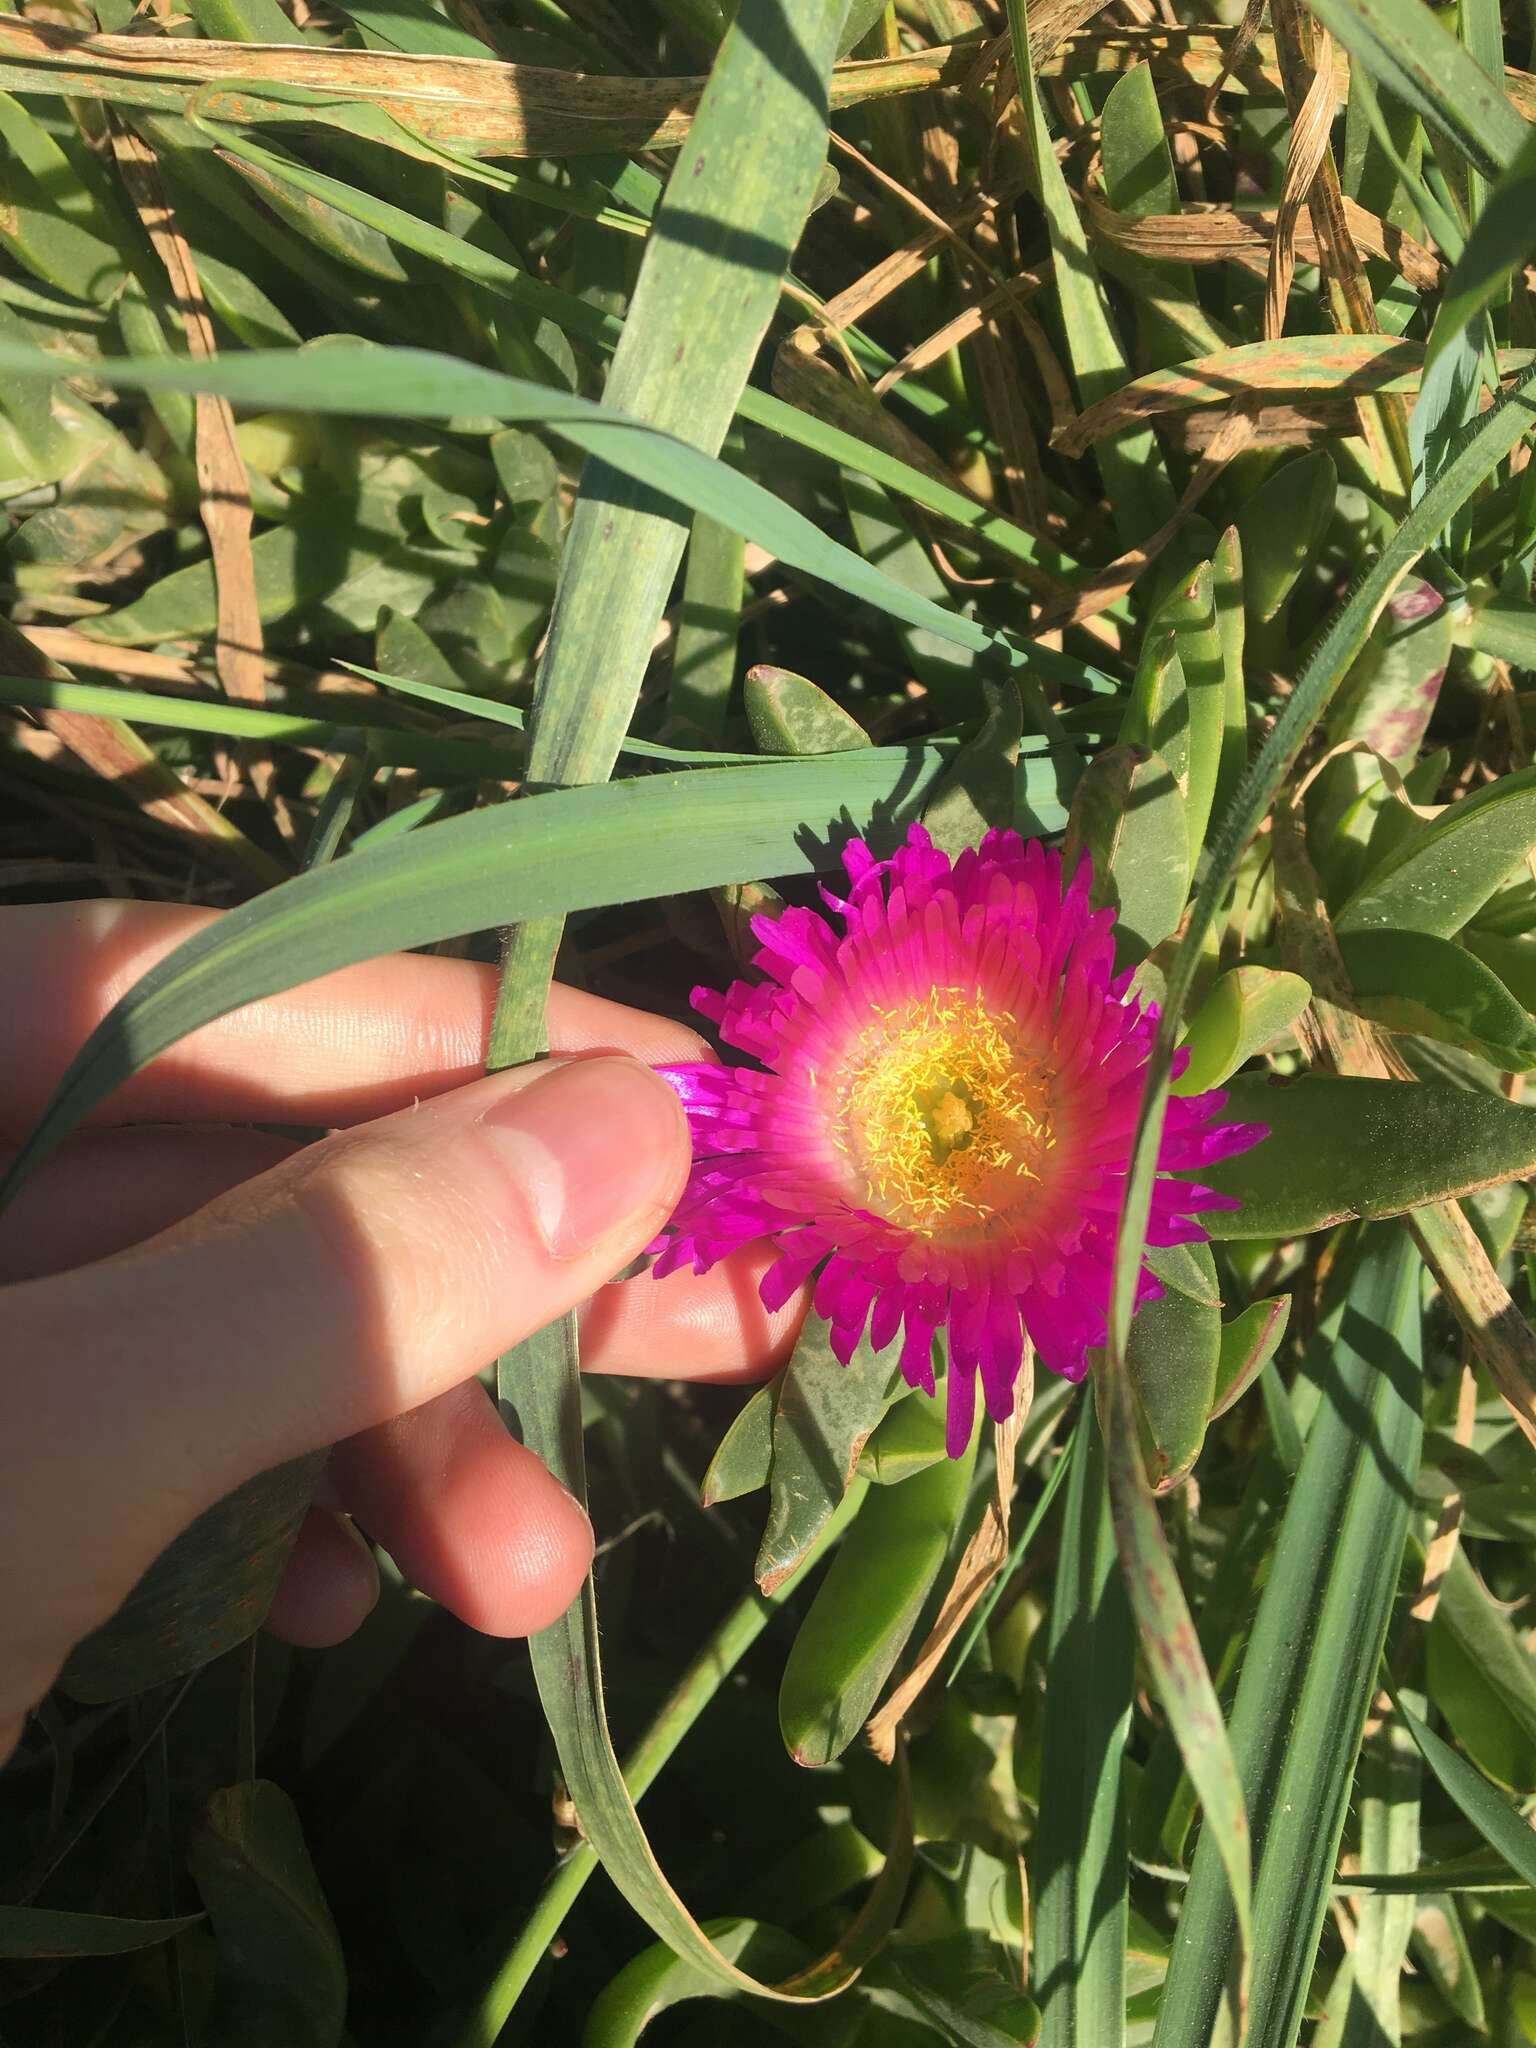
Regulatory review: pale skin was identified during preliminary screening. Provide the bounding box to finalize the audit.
[0,901,809,1762]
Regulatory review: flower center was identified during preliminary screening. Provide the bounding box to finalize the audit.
[829,992,1054,1233]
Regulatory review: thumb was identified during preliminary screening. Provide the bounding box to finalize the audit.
[0,1055,689,1715]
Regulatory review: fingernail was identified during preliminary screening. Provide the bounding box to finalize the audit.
[480,1057,687,1260]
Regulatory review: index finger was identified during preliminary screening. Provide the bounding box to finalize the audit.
[0,901,712,1139]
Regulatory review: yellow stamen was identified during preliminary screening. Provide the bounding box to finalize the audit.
[829,991,1055,1234]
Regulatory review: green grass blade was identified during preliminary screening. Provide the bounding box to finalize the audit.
[507,1314,915,2005]
[1034,1403,1132,2048]
[1300,0,1525,185]
[0,751,944,1203]
[1395,1693,1536,1888]
[0,334,1084,676]
[1154,1228,1426,2048]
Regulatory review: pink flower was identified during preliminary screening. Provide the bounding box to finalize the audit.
[651,824,1266,1456]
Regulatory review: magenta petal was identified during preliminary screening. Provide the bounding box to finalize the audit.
[945,1354,977,1457]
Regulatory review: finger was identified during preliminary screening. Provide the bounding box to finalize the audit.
[312,1252,805,1639]
[0,1128,295,1284]
[0,1134,808,1382]
[264,1509,380,1649]
[580,1241,809,1383]
[0,900,711,1139]
[327,1381,594,1637]
[0,1054,688,1713]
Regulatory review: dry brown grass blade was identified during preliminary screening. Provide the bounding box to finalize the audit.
[1263,19,1336,341]
[1269,0,1411,492]
[112,127,265,711]
[0,19,968,157]
[826,133,1008,303]
[1168,399,1358,446]
[1202,0,1270,119]
[864,1351,1034,1766]
[1054,333,1425,452]
[1085,195,1442,291]
[871,273,1048,385]
[969,309,1052,532]
[19,627,378,703]
[0,620,284,886]
[818,227,950,336]
[1044,19,1536,118]
[1035,406,1256,630]
[1272,801,1536,1455]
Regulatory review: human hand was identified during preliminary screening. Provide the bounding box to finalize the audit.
[0,901,809,1760]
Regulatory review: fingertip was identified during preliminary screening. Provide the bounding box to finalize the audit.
[581,1239,811,1383]
[266,1508,381,1650]
[328,1384,593,1639]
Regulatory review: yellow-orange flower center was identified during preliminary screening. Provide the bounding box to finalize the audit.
[828,991,1054,1233]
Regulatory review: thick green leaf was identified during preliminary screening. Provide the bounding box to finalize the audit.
[1339,926,1536,1068]
[756,1322,903,1595]
[843,470,981,715]
[188,1780,347,2048]
[1174,967,1312,1096]
[1409,1894,1486,2029]
[0,338,1046,673]
[1063,744,1189,960]
[1337,763,1536,937]
[1099,63,1211,368]
[0,1905,203,1960]
[1035,1404,1133,2048]
[1003,0,1174,545]
[1127,1242,1222,1493]
[1210,1297,1293,1421]
[921,678,1028,856]
[1154,1229,1425,2048]
[1326,579,1452,765]
[745,665,873,755]
[1199,1072,1536,1238]
[700,1377,778,1507]
[0,753,947,1200]
[1235,450,1338,639]
[779,1423,978,1768]
[1159,562,1226,863]
[868,1935,1042,2047]
[860,1391,949,1485]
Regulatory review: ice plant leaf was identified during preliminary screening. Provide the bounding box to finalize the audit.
[652,823,1262,1458]
[1339,927,1536,1070]
[1209,1297,1292,1421]
[1173,967,1312,1096]
[778,1426,978,1768]
[187,1781,347,2048]
[1336,762,1536,938]
[1199,1073,1536,1238]
[1126,1242,1223,1493]
[755,1322,903,1595]
[700,1377,779,1508]
[1064,743,1190,960]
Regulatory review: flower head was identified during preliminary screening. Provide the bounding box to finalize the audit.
[652,824,1265,1455]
